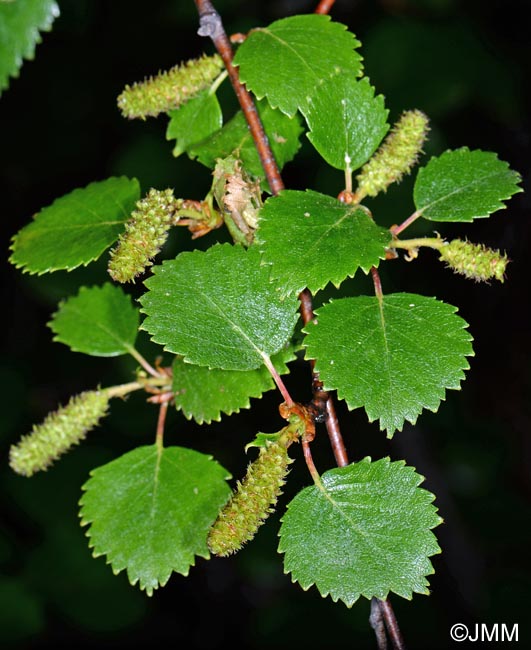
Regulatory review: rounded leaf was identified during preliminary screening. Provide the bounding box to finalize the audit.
[49,283,139,357]
[279,457,442,606]
[303,293,474,435]
[140,244,300,371]
[79,445,231,596]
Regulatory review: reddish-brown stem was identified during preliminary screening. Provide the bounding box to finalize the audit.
[302,435,322,486]
[261,353,294,407]
[378,600,406,650]
[194,0,284,195]
[315,0,336,14]
[390,210,422,236]
[155,400,169,450]
[193,3,404,646]
[371,266,384,300]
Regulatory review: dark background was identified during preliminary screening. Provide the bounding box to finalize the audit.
[1,0,530,648]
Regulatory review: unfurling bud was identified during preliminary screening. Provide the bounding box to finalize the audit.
[108,188,180,283]
[117,54,223,119]
[439,239,508,282]
[356,109,430,198]
[207,438,293,557]
[9,390,110,477]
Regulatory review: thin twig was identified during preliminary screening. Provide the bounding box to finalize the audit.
[390,210,422,236]
[155,400,169,450]
[315,0,337,14]
[371,266,384,300]
[125,345,162,378]
[378,600,406,650]
[194,4,405,648]
[370,598,388,650]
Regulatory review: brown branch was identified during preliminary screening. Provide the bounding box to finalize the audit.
[194,0,284,195]
[155,400,169,450]
[378,599,407,650]
[315,0,337,14]
[370,598,388,650]
[194,4,405,648]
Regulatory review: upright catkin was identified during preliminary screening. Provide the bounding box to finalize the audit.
[9,390,110,477]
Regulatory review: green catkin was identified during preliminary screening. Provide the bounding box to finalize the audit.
[439,239,508,283]
[9,390,110,477]
[108,188,180,283]
[208,439,293,557]
[356,109,430,198]
[117,54,224,119]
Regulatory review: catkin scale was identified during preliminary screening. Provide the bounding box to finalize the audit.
[208,440,293,557]
[9,390,110,477]
[117,54,223,120]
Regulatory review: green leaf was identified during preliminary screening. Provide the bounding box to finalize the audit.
[413,148,522,222]
[257,190,391,296]
[48,283,139,357]
[279,457,442,606]
[166,90,222,157]
[0,0,59,95]
[172,345,296,424]
[79,445,231,596]
[10,177,141,274]
[233,14,362,118]
[303,293,473,435]
[141,244,300,371]
[190,99,303,186]
[305,75,389,171]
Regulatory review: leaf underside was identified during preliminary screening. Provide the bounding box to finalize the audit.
[79,445,231,596]
[279,457,442,607]
[303,293,474,435]
[172,345,296,424]
[166,90,223,157]
[49,283,139,357]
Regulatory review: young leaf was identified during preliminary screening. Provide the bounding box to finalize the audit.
[49,284,139,357]
[10,177,140,274]
[79,445,231,596]
[190,99,303,185]
[303,293,474,435]
[140,244,300,371]
[305,75,389,172]
[414,148,522,222]
[257,190,391,296]
[233,14,362,118]
[166,90,222,157]
[0,0,59,95]
[172,346,296,424]
[279,457,442,606]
